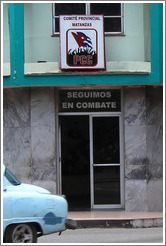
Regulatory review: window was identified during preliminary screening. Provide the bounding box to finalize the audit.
[4,168,21,186]
[52,3,123,35]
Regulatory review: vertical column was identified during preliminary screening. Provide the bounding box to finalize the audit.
[31,88,56,194]
[9,3,24,84]
[124,87,148,211]
[150,3,163,83]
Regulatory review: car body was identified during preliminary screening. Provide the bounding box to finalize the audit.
[3,164,68,243]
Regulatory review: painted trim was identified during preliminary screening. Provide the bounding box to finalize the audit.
[4,61,151,76]
[150,3,163,83]
[7,3,24,85]
[3,3,163,87]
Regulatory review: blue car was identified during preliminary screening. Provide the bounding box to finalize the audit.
[3,164,70,243]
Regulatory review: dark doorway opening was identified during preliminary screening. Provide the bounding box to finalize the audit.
[60,116,90,211]
[92,116,120,205]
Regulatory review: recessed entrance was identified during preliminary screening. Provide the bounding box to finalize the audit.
[60,116,90,210]
[60,115,123,211]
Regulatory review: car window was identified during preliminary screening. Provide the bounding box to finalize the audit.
[4,168,21,186]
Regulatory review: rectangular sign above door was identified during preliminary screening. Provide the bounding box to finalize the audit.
[59,15,105,70]
[59,89,121,112]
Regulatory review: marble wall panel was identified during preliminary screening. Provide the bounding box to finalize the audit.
[146,86,163,125]
[124,86,163,211]
[3,88,30,128]
[124,125,146,166]
[31,126,56,167]
[124,87,146,126]
[125,164,146,180]
[3,86,163,210]
[147,179,163,211]
[3,127,31,167]
[125,179,148,211]
[29,166,56,181]
[3,87,57,192]
[146,86,163,181]
[31,87,55,127]
[146,125,163,179]
[30,88,56,190]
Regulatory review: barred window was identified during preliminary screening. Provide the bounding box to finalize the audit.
[52,3,123,35]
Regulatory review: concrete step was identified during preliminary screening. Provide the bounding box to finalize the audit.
[68,211,163,228]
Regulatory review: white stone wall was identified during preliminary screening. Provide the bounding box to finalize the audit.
[146,87,163,211]
[3,87,57,194]
[3,86,163,210]
[124,86,163,212]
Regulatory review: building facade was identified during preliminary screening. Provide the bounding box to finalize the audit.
[3,2,163,212]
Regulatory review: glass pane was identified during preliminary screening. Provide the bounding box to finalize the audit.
[55,18,59,33]
[104,18,121,32]
[93,117,120,164]
[55,3,85,15]
[90,3,121,16]
[94,166,120,204]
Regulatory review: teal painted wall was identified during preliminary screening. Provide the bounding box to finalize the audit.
[3,3,163,86]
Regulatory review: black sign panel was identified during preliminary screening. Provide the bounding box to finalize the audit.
[59,90,121,112]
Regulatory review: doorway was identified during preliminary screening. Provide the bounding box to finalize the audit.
[60,115,123,211]
[90,116,121,209]
[60,116,90,210]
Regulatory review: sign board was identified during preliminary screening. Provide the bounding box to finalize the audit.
[59,90,121,112]
[59,15,105,70]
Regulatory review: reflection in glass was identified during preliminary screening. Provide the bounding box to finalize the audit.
[90,3,121,16]
[93,117,120,164]
[94,166,120,204]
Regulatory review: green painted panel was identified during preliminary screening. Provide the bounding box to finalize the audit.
[8,3,24,82]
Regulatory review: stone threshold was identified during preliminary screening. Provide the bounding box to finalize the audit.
[68,211,163,228]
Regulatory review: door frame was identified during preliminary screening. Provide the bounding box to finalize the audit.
[89,114,124,209]
[56,88,124,210]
